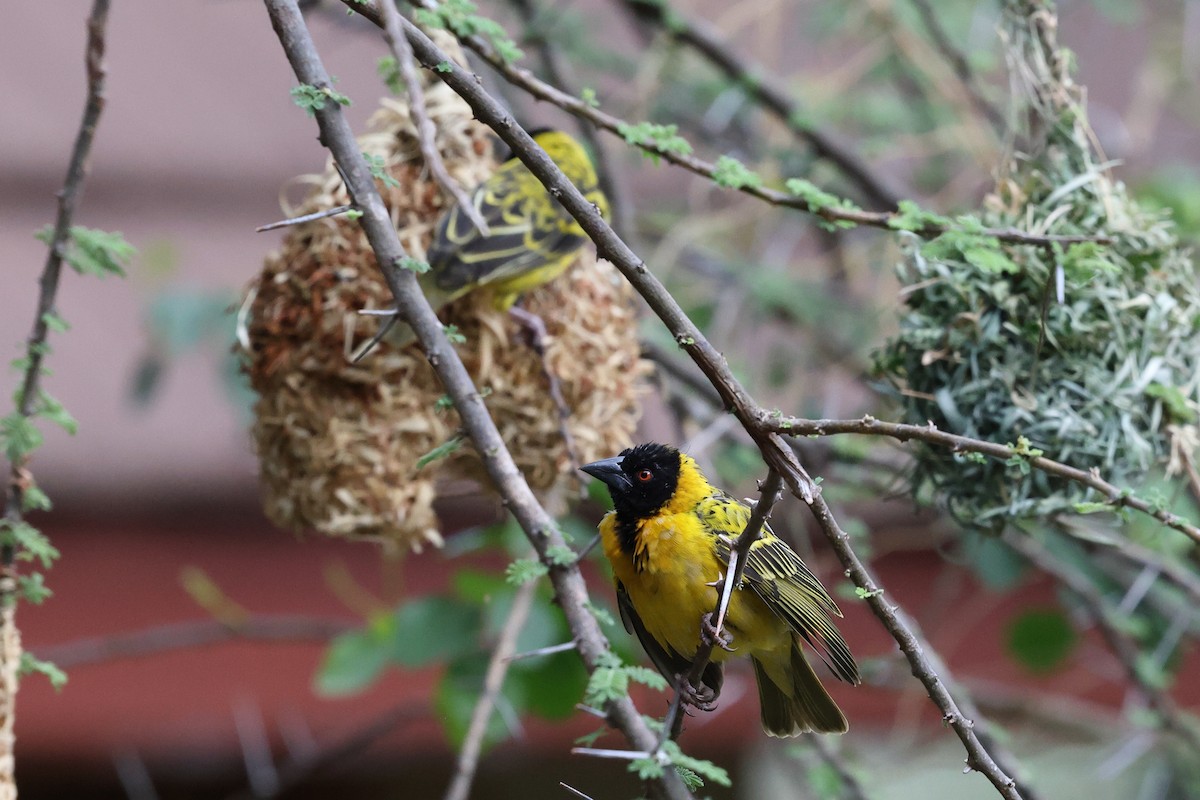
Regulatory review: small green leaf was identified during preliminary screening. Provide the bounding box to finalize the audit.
[1145,383,1196,422]
[416,435,463,469]
[18,573,52,605]
[545,544,576,566]
[434,61,454,73]
[505,557,548,585]
[36,226,134,277]
[1,414,43,462]
[1073,501,1114,515]
[20,653,66,690]
[21,484,51,513]
[584,664,629,706]
[711,155,762,190]
[388,596,481,667]
[377,56,402,93]
[291,82,351,116]
[616,121,692,164]
[963,245,1019,275]
[1006,608,1078,673]
[362,153,399,189]
[580,87,600,108]
[398,256,430,274]
[4,521,59,568]
[624,665,667,691]
[40,312,69,333]
[443,324,467,344]
[37,391,77,435]
[887,200,950,232]
[314,618,393,696]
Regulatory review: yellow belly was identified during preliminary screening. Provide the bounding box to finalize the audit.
[601,511,791,662]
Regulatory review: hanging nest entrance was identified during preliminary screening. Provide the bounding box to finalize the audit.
[239,36,649,550]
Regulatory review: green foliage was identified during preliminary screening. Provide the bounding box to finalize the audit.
[290,82,350,116]
[580,87,600,108]
[20,653,66,690]
[36,225,135,277]
[37,391,76,435]
[17,573,52,605]
[505,557,548,585]
[416,435,463,469]
[434,61,454,73]
[399,255,430,274]
[362,153,400,189]
[0,519,59,569]
[784,178,862,229]
[443,324,467,344]
[414,0,524,64]
[1006,608,1078,673]
[583,650,667,707]
[711,155,762,190]
[616,121,693,164]
[887,200,951,232]
[21,484,51,513]
[545,544,576,567]
[1,414,43,462]
[630,740,730,789]
[376,56,402,94]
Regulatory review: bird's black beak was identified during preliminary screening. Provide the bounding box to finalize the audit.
[580,455,631,493]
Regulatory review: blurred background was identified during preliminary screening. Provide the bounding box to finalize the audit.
[2,0,1199,798]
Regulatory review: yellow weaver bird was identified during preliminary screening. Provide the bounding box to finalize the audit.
[581,443,860,736]
[360,128,607,357]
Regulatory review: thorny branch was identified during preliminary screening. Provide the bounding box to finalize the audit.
[347,0,1107,248]
[617,0,905,209]
[2,0,112,794]
[261,3,689,798]
[759,414,1200,547]
[330,7,1037,798]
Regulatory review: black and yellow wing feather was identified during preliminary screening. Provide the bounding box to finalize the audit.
[699,492,860,685]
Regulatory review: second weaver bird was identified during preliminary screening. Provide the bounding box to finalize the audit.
[582,443,860,736]
[367,128,606,353]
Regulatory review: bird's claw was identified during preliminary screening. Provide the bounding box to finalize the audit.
[676,675,719,712]
[701,612,735,652]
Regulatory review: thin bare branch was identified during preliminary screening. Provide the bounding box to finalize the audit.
[256,203,354,231]
[35,616,354,669]
[444,580,536,800]
[261,4,690,797]
[617,0,905,209]
[345,0,1107,248]
[906,0,1006,132]
[379,0,489,235]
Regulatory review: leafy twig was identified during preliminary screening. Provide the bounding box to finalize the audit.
[378,0,489,235]
[617,0,905,209]
[344,0,1107,248]
[443,579,536,800]
[1,0,113,791]
[759,414,1200,547]
[261,4,689,798]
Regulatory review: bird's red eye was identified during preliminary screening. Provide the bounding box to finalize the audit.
[637,469,653,482]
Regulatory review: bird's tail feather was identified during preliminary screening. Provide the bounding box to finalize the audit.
[752,637,848,737]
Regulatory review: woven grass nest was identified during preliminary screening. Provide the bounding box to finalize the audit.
[241,44,649,550]
[874,23,1200,528]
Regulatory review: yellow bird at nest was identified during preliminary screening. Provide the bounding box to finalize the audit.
[362,128,607,356]
[582,442,860,736]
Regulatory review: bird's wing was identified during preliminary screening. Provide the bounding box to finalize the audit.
[616,581,723,695]
[427,162,584,296]
[704,494,860,685]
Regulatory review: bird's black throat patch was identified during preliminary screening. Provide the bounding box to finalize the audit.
[607,443,682,558]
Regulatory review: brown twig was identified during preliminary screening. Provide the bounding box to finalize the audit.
[261,4,690,798]
[443,579,536,800]
[327,11,1038,797]
[1,1,113,792]
[256,203,354,231]
[379,0,489,235]
[1003,532,1200,754]
[346,0,1107,248]
[34,616,354,669]
[906,0,1007,133]
[759,414,1200,547]
[617,0,905,209]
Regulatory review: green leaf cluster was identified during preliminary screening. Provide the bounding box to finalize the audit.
[290,82,350,116]
[36,226,134,277]
[616,121,693,164]
[414,0,524,64]
[711,155,762,190]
